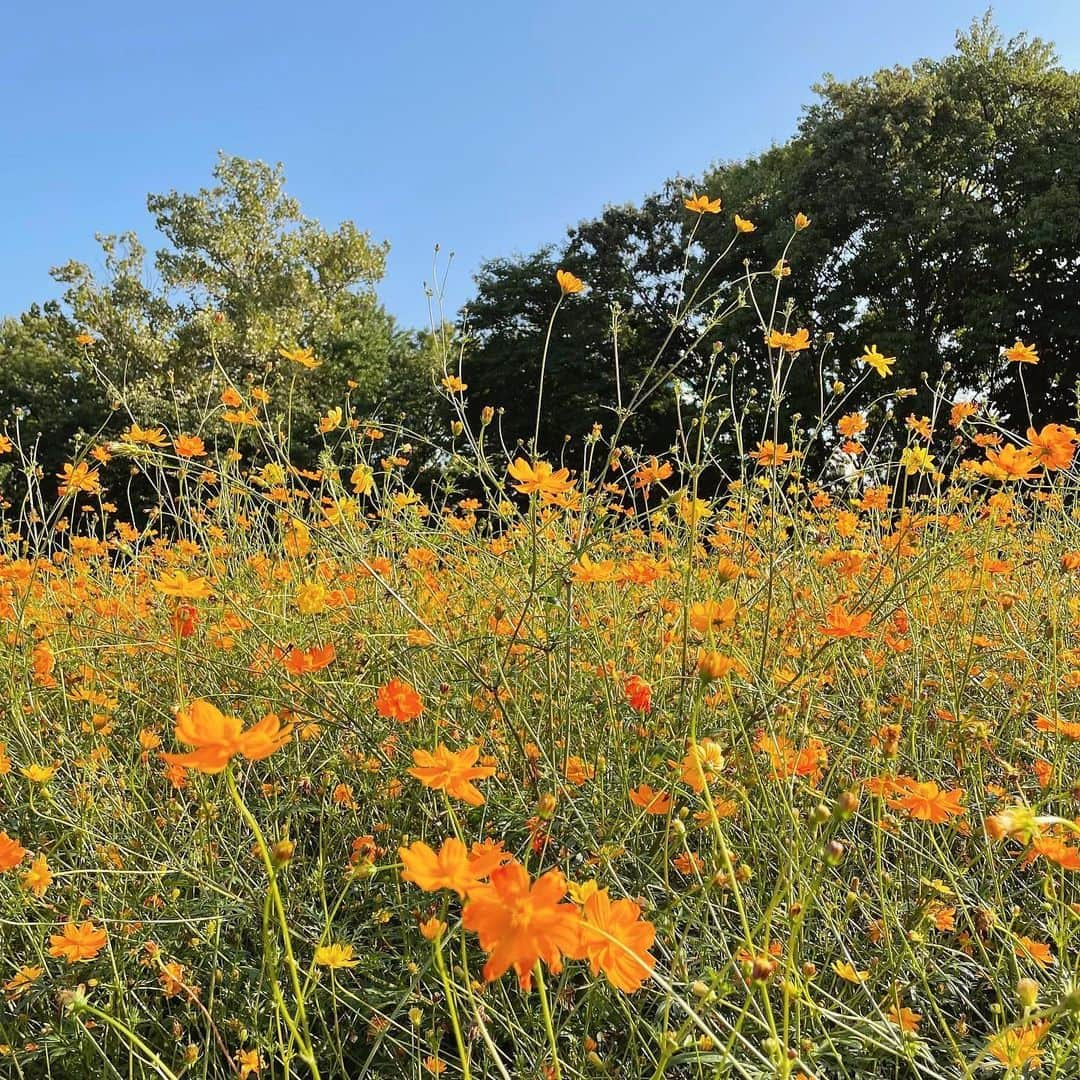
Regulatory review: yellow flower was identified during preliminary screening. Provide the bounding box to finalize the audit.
[899,446,935,476]
[832,959,869,983]
[319,407,342,433]
[295,582,328,615]
[860,344,895,378]
[733,214,756,233]
[3,966,42,999]
[794,212,811,230]
[677,494,712,527]
[21,854,52,898]
[74,332,95,346]
[238,1048,263,1079]
[278,345,320,369]
[154,570,213,600]
[441,375,468,393]
[314,943,360,969]
[684,193,722,214]
[350,463,375,495]
[21,764,56,784]
[556,269,585,295]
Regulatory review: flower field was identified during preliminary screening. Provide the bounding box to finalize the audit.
[1,212,1079,1080]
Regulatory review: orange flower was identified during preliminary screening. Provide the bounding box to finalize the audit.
[555,269,585,294]
[407,744,495,807]
[819,603,872,639]
[628,784,672,815]
[749,441,795,467]
[687,598,737,635]
[375,678,423,723]
[886,1005,922,1032]
[507,458,575,500]
[1004,340,1038,364]
[161,699,292,774]
[579,888,656,993]
[419,917,447,940]
[235,712,296,761]
[49,920,108,963]
[889,779,965,824]
[462,861,582,989]
[623,676,652,714]
[279,345,321,369]
[1034,713,1080,740]
[1029,834,1080,871]
[1027,423,1078,471]
[684,193,721,214]
[766,328,811,352]
[1015,936,1054,969]
[757,732,828,785]
[0,832,27,871]
[949,400,978,426]
[632,456,673,490]
[399,837,490,898]
[978,444,1040,481]
[57,461,102,497]
[122,423,168,447]
[173,434,206,458]
[837,413,867,438]
[159,960,188,997]
[282,643,336,674]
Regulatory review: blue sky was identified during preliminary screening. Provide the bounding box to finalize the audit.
[2,1,1077,330]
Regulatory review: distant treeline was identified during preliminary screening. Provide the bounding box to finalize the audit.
[1,15,1077,508]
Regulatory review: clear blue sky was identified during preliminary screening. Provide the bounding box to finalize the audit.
[2,1,1077,330]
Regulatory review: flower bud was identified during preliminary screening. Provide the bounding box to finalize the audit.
[1017,978,1039,1010]
[271,838,295,865]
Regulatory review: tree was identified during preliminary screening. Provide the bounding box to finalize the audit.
[461,16,1080,469]
[702,15,1080,429]
[461,182,722,461]
[0,309,112,507]
[0,154,439,509]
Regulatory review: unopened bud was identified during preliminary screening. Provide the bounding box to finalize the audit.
[1017,978,1039,1009]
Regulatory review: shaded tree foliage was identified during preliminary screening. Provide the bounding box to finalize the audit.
[461,184,698,459]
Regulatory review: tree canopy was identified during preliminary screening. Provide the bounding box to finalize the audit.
[0,154,439,502]
[460,17,1080,465]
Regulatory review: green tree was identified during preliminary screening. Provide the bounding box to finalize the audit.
[461,182,716,460]
[462,16,1080,469]
[701,15,1080,430]
[0,154,439,508]
[0,309,112,508]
